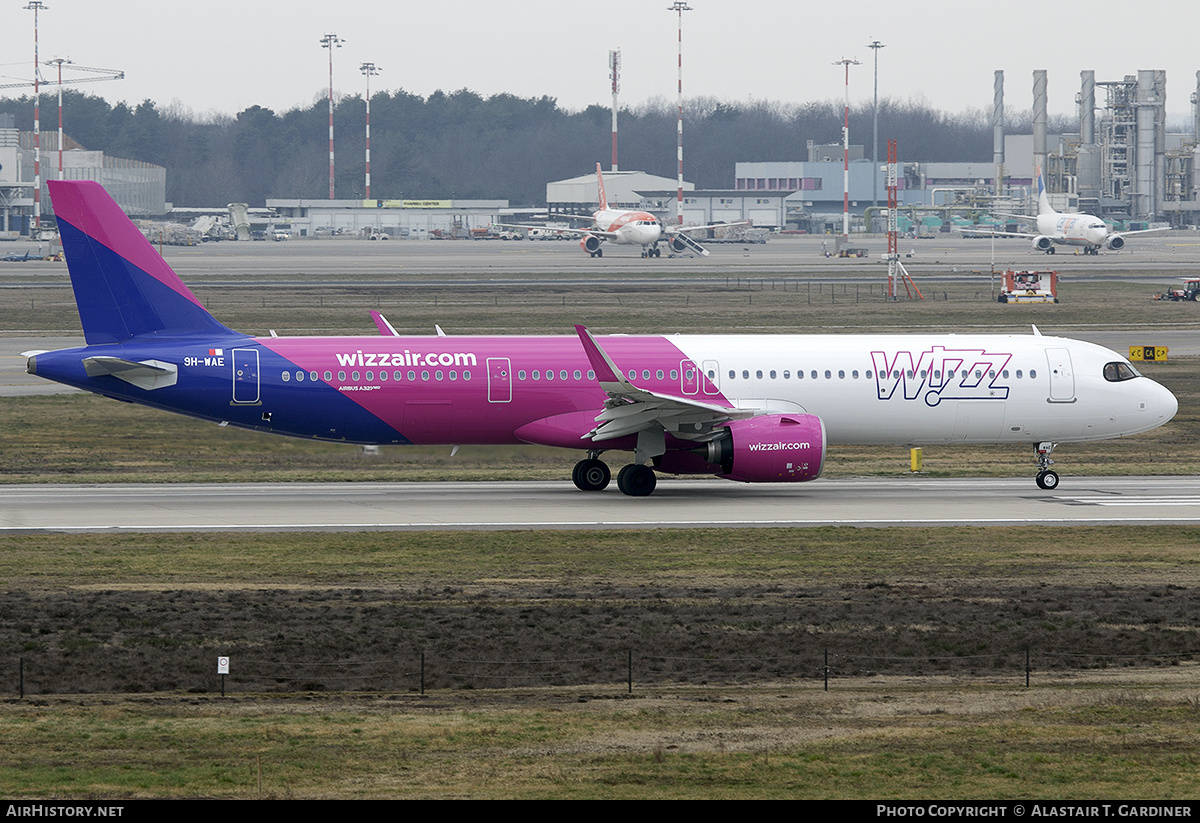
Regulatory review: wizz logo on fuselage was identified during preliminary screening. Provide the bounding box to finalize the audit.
[871,346,1012,407]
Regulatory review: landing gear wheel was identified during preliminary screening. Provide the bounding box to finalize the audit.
[596,248,603,258]
[617,464,657,497]
[1036,470,1060,490]
[573,458,611,491]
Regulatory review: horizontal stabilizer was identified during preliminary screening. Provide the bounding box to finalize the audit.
[83,356,178,390]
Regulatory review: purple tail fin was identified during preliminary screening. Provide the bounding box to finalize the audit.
[48,180,236,345]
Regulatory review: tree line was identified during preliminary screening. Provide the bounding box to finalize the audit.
[0,89,1074,207]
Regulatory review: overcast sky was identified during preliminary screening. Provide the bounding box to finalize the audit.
[1,0,1197,122]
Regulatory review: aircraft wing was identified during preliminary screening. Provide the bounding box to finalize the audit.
[574,325,750,441]
[495,222,617,240]
[960,227,1041,240]
[1114,226,1170,238]
[664,219,749,236]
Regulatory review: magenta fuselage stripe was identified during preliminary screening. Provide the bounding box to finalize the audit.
[47,180,207,310]
[259,334,730,443]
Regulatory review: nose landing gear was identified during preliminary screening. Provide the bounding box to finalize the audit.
[1035,441,1060,490]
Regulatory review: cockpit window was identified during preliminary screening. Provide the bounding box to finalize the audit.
[1103,362,1140,382]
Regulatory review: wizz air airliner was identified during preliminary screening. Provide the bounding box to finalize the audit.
[25,181,1177,496]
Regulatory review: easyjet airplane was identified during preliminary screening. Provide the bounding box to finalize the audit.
[509,163,736,258]
[967,167,1167,255]
[25,181,1177,496]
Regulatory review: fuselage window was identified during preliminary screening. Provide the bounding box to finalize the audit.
[838,370,845,379]
[546,370,554,381]
[518,370,526,380]
[743,370,750,380]
[770,370,777,379]
[783,370,790,379]
[811,370,818,379]
[1029,369,1037,379]
[364,371,373,381]
[852,370,859,379]
[588,370,596,380]
[421,370,430,381]
[707,369,716,379]
[574,370,583,380]
[338,371,346,381]
[866,370,873,379]
[824,370,831,379]
[311,371,319,382]
[641,370,650,380]
[324,371,333,382]
[560,370,569,380]
[407,370,416,381]
[728,370,736,380]
[463,370,472,381]
[1016,370,1022,378]
[670,370,678,380]
[1103,362,1140,382]
[378,371,386,381]
[282,371,290,382]
[756,370,763,379]
[796,370,804,379]
[628,369,637,380]
[655,369,664,380]
[393,370,402,381]
[297,371,305,382]
[435,370,443,381]
[1002,370,1009,379]
[532,370,540,380]
[449,371,457,381]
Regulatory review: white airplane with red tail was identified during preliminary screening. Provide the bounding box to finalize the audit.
[512,164,739,258]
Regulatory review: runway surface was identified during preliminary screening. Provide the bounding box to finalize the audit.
[2,476,1199,532]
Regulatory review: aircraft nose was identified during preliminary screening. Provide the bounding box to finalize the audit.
[1146,378,1179,426]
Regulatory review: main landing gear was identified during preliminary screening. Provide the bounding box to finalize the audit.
[640,247,662,258]
[571,453,657,496]
[572,455,610,491]
[1035,441,1060,490]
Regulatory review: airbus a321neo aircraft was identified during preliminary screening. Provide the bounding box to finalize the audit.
[26,181,1177,496]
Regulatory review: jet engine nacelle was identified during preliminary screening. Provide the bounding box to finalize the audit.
[581,235,602,254]
[1032,236,1054,252]
[670,235,688,253]
[1105,234,1125,251]
[694,413,826,483]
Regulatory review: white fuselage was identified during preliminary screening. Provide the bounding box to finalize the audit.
[1036,211,1110,249]
[594,208,663,246]
[667,333,1176,445]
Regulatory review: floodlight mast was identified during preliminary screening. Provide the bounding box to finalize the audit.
[668,2,692,226]
[25,2,47,231]
[360,62,380,200]
[320,33,344,200]
[609,49,620,172]
[834,57,860,239]
[867,40,885,210]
